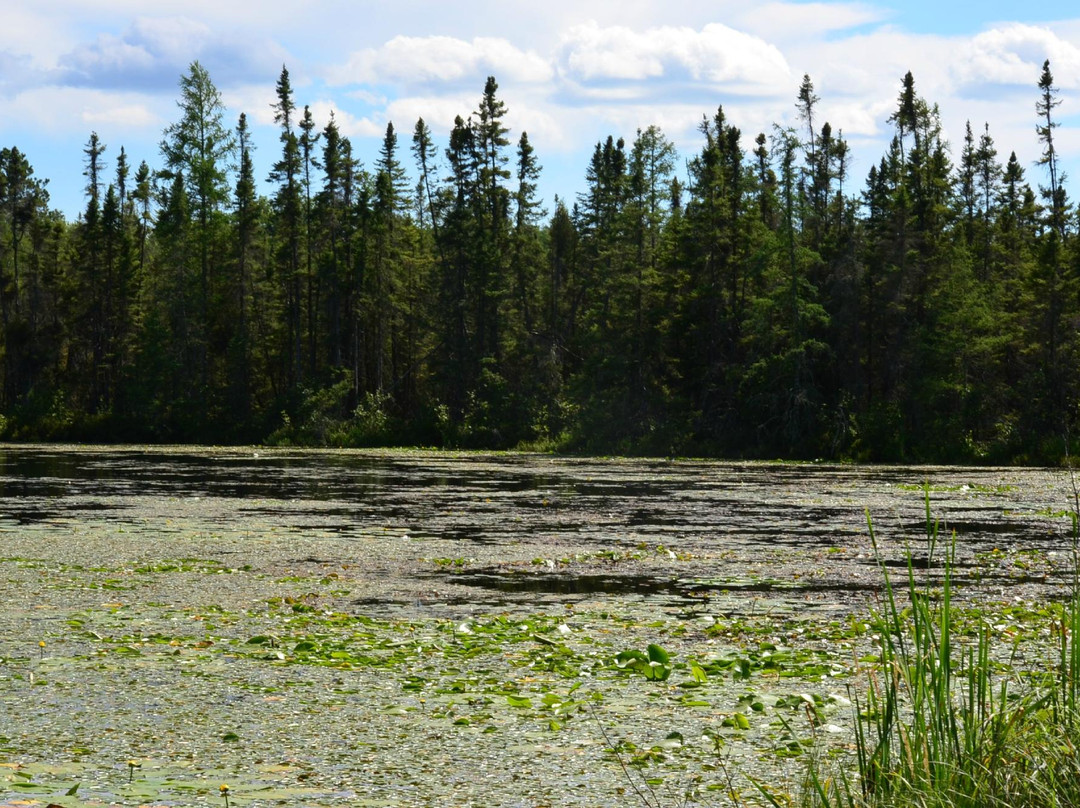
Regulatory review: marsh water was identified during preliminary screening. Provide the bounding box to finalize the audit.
[2,445,1078,807]
[2,446,1076,613]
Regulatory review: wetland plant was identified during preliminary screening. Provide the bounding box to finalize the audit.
[616,644,673,682]
[793,492,1080,808]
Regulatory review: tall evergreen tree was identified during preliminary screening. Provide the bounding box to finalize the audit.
[1031,59,1073,437]
[159,61,234,409]
[269,65,304,387]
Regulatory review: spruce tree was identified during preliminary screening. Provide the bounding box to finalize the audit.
[270,65,303,386]
[159,61,234,406]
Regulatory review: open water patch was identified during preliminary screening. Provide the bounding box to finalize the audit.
[428,569,880,602]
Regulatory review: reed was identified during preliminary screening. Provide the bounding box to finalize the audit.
[800,488,1080,808]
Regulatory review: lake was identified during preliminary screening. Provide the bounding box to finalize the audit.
[0,446,1075,806]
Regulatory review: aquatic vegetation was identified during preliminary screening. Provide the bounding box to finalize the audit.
[615,644,672,682]
[790,493,1080,808]
[5,450,1080,807]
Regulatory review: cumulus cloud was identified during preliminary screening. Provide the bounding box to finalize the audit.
[557,21,791,91]
[782,28,956,109]
[328,35,554,88]
[952,24,1080,90]
[56,16,290,91]
[378,93,487,133]
[303,101,386,139]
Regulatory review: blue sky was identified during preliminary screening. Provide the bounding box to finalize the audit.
[3,0,1080,219]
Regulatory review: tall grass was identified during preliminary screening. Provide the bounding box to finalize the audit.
[798,489,1080,808]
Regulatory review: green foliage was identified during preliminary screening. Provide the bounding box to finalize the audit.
[1,66,1080,461]
[798,491,1080,808]
[615,644,672,681]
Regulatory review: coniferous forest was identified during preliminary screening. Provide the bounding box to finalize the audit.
[0,61,1077,462]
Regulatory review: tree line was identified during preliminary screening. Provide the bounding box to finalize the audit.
[0,61,1076,462]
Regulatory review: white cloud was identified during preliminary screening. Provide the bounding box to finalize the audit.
[220,85,280,128]
[953,24,1080,90]
[0,86,166,137]
[557,21,791,88]
[346,88,389,106]
[0,7,79,66]
[57,16,290,91]
[733,1,885,40]
[304,101,385,139]
[559,23,665,80]
[60,17,208,81]
[328,35,554,88]
[814,99,889,138]
[380,93,482,134]
[782,28,957,111]
[10,0,1080,220]
[82,102,160,128]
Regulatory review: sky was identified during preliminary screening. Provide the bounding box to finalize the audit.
[4,0,1080,220]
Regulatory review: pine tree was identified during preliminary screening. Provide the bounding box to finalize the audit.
[411,118,442,251]
[958,121,978,247]
[78,132,108,411]
[229,112,258,420]
[269,65,304,386]
[973,123,1000,280]
[159,61,234,405]
[316,113,347,372]
[474,77,512,366]
[369,121,409,393]
[299,105,320,375]
[1036,60,1067,238]
[0,148,50,405]
[1031,59,1073,435]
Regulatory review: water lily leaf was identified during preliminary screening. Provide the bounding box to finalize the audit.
[657,731,683,749]
[644,661,670,681]
[506,694,532,708]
